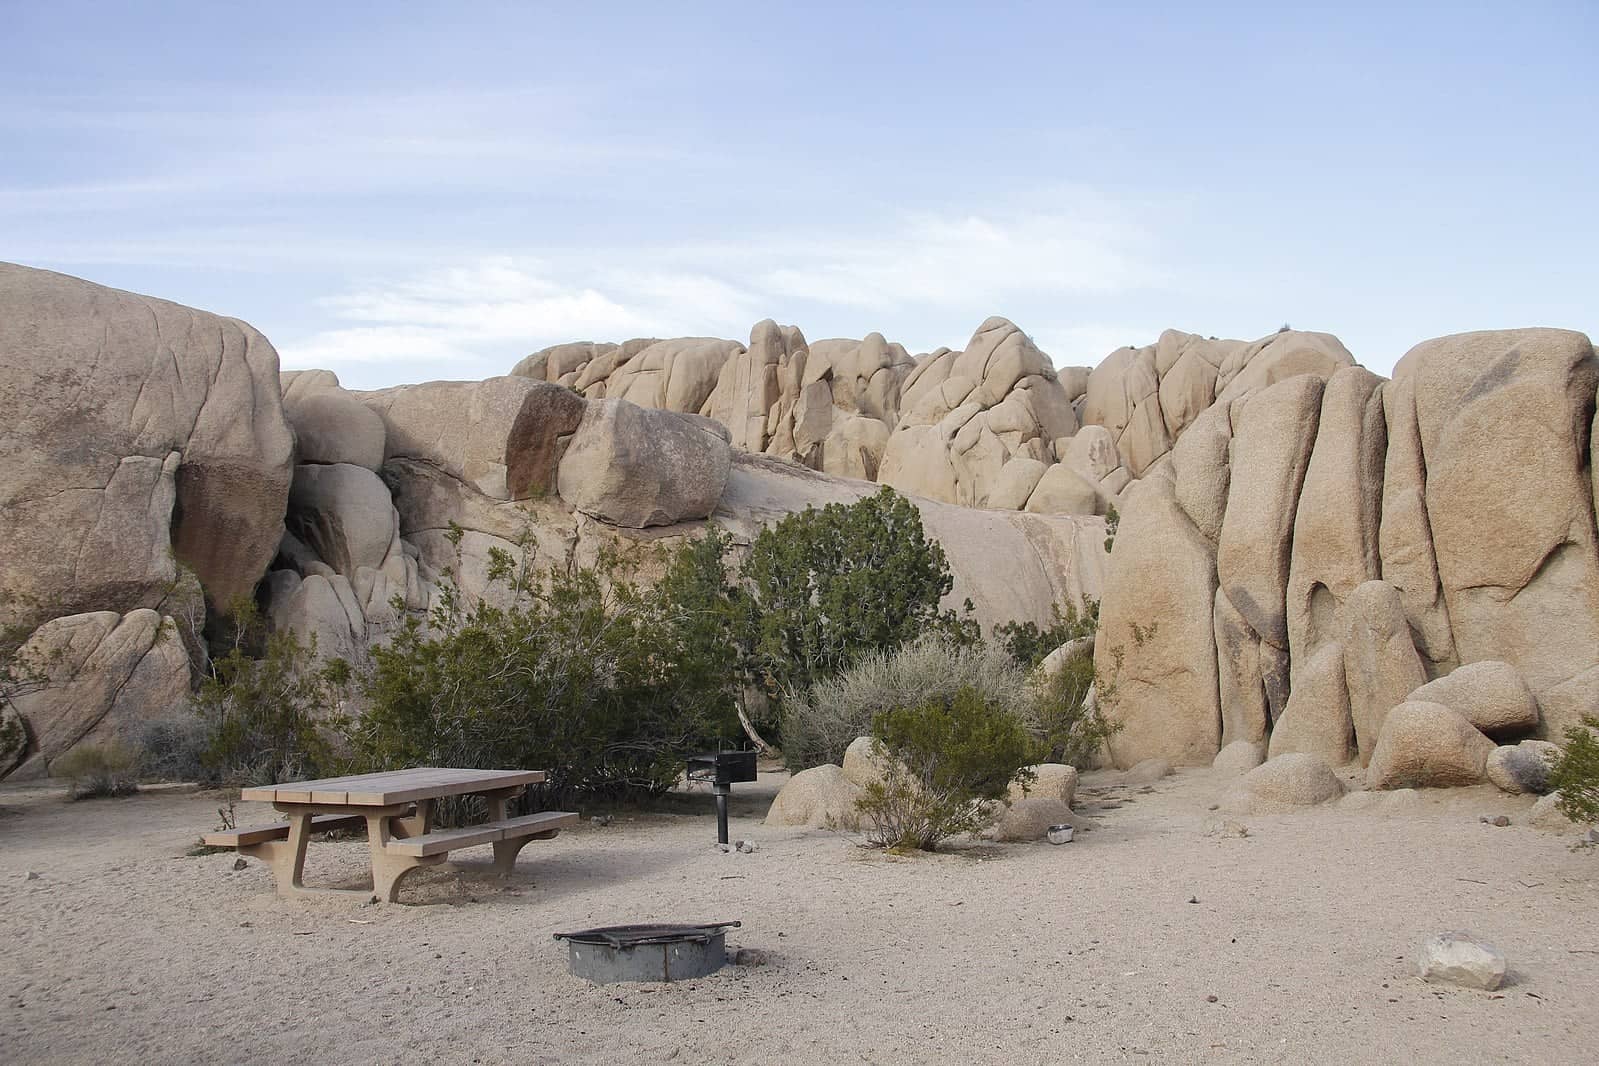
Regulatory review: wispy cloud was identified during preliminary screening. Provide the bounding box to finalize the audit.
[276,198,1166,382]
[0,86,713,218]
[758,205,1157,311]
[278,258,764,375]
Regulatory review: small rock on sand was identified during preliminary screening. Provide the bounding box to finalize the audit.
[1528,793,1574,831]
[1419,933,1506,990]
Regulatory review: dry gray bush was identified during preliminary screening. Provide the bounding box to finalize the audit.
[780,634,1032,771]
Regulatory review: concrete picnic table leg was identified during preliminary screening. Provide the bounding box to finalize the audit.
[238,811,314,897]
[364,811,442,903]
[484,785,561,876]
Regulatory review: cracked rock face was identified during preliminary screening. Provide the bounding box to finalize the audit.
[1,262,293,631]
[6,608,191,779]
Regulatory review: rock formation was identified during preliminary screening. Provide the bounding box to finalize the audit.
[4,259,1595,799]
[1096,328,1599,770]
[1,263,293,635]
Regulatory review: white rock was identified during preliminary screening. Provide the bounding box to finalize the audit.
[1418,933,1506,990]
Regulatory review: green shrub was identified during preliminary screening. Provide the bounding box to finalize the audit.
[192,603,345,786]
[53,741,141,800]
[991,597,1123,768]
[1102,503,1120,554]
[856,685,1036,852]
[994,600,1099,670]
[1551,715,1599,828]
[1031,649,1121,767]
[737,487,974,719]
[347,526,741,807]
[780,634,1031,771]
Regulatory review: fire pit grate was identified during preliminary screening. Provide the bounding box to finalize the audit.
[554,922,741,983]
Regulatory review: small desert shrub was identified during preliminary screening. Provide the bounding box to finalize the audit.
[737,487,975,712]
[781,634,1031,771]
[193,602,346,786]
[1032,650,1122,768]
[348,526,741,808]
[856,686,1036,852]
[994,600,1098,670]
[1551,715,1599,828]
[53,741,141,800]
[137,713,211,782]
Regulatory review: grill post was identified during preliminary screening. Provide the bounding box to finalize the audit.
[713,783,731,845]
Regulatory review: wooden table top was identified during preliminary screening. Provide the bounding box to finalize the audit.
[239,768,546,807]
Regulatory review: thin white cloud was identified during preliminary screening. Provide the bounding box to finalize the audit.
[276,199,1165,383]
[279,258,750,374]
[758,207,1158,311]
[284,325,481,369]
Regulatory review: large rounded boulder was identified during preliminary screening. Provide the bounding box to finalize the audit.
[1405,661,1540,739]
[558,399,733,528]
[765,764,863,830]
[1366,701,1495,790]
[1,263,294,627]
[1220,752,1345,813]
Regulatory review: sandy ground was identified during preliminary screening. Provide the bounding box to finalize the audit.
[2,767,1597,1066]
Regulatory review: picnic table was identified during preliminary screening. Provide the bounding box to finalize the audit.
[203,768,577,902]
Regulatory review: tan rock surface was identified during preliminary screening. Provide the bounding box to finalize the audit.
[1211,741,1265,776]
[360,376,585,501]
[1340,580,1429,762]
[1010,764,1079,808]
[1366,701,1494,789]
[1024,464,1103,516]
[1,262,293,628]
[1409,329,1599,698]
[1221,752,1344,813]
[988,796,1074,841]
[1097,475,1221,767]
[1215,374,1325,721]
[8,609,190,779]
[557,399,732,528]
[283,385,387,471]
[1485,741,1559,795]
[1406,661,1539,739]
[1286,367,1386,672]
[1268,642,1355,765]
[764,764,862,830]
[286,463,402,578]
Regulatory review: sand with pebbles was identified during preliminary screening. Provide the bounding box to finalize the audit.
[3,767,1597,1065]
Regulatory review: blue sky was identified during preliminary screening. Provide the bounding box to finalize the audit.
[3,2,1594,387]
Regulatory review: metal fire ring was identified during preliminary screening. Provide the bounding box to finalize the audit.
[554,922,741,983]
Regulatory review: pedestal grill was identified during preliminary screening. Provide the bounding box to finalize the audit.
[685,750,758,844]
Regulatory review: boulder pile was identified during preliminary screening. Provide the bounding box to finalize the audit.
[0,264,1106,780]
[1095,327,1599,783]
[3,259,1595,804]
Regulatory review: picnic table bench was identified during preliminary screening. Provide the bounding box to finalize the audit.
[203,768,576,902]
